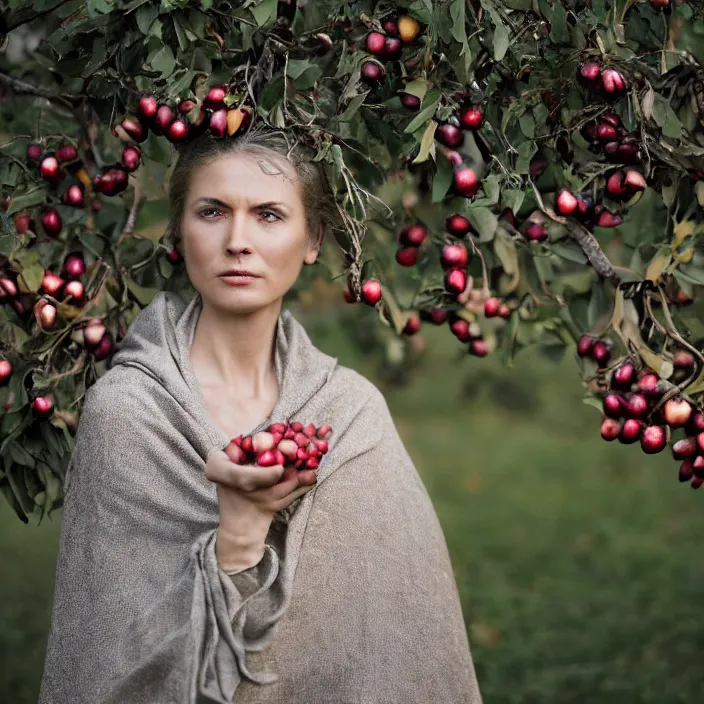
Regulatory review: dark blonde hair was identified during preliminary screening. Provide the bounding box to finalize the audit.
[164,127,339,253]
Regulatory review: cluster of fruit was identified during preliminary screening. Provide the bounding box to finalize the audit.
[580,111,639,165]
[117,91,252,146]
[225,422,332,470]
[578,62,628,96]
[361,15,421,85]
[579,335,704,488]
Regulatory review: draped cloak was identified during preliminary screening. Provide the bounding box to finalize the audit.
[38,291,482,704]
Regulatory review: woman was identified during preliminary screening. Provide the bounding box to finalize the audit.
[39,128,482,703]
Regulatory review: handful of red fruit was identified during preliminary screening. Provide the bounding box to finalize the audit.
[225,422,332,471]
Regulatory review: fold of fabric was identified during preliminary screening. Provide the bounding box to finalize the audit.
[38,291,482,704]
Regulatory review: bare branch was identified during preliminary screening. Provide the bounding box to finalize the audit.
[569,222,622,286]
[0,71,79,111]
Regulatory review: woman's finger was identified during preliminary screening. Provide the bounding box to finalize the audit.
[271,482,317,513]
[205,452,284,491]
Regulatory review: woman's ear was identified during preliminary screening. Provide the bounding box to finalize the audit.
[304,222,325,265]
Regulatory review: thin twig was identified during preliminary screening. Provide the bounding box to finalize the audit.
[0,72,79,111]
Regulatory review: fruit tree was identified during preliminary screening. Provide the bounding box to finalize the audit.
[0,0,703,522]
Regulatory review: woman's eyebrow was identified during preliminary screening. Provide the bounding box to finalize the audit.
[255,202,288,211]
[193,197,229,208]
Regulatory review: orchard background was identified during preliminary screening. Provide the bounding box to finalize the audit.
[2,0,704,701]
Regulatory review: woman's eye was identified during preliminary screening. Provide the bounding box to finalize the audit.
[260,210,280,223]
[199,208,222,219]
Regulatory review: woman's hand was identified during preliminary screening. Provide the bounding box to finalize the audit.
[204,449,317,571]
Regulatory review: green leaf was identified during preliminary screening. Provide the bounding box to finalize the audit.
[404,99,439,134]
[467,207,498,243]
[519,111,535,139]
[151,45,175,79]
[136,5,158,34]
[18,248,44,292]
[432,157,453,203]
[125,277,159,306]
[250,0,277,26]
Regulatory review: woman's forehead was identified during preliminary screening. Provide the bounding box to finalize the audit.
[188,151,300,204]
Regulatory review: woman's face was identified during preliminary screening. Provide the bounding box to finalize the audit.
[180,151,321,315]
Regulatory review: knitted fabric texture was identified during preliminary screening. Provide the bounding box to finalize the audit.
[38,291,482,703]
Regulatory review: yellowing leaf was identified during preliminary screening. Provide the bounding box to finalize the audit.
[673,221,694,247]
[696,181,704,208]
[645,251,671,282]
[493,231,519,292]
[412,120,436,164]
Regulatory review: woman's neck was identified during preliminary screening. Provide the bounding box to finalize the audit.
[189,299,281,398]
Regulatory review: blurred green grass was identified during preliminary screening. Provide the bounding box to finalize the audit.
[2,311,704,703]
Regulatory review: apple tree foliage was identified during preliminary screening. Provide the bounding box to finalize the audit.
[0,0,703,522]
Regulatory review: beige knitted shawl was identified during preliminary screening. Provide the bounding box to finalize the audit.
[38,291,482,704]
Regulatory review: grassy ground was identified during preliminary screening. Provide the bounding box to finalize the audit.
[2,313,704,703]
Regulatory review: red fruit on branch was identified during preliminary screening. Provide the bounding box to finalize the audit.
[383,19,399,36]
[155,105,175,131]
[435,123,464,148]
[640,425,666,454]
[0,278,17,298]
[453,167,480,198]
[450,317,471,342]
[395,247,419,267]
[83,319,106,347]
[401,94,421,111]
[577,335,594,357]
[470,339,489,357]
[555,189,578,216]
[626,393,649,418]
[624,170,647,193]
[316,33,333,51]
[619,418,644,444]
[122,146,141,172]
[343,284,356,303]
[27,143,43,162]
[361,61,385,84]
[441,243,469,269]
[178,99,196,114]
[204,86,227,108]
[524,222,548,243]
[596,210,622,228]
[596,123,618,141]
[650,0,669,7]
[637,372,660,396]
[679,458,694,482]
[459,105,484,130]
[484,297,500,318]
[361,279,382,305]
[603,393,623,418]
[381,37,403,61]
[600,418,622,441]
[600,68,626,94]
[13,211,31,234]
[32,396,54,419]
[446,214,472,236]
[399,224,427,246]
[366,31,386,55]
[602,113,622,128]
[62,184,84,207]
[693,456,704,479]
[612,360,635,388]
[664,398,692,428]
[167,119,189,142]
[41,272,65,297]
[40,156,63,183]
[138,95,158,119]
[579,62,601,82]
[209,109,228,137]
[607,171,627,198]
[672,437,697,459]
[444,267,467,295]
[63,253,85,279]
[402,314,421,335]
[591,340,611,366]
[120,118,147,142]
[688,413,704,433]
[673,350,695,369]
[0,359,11,386]
[56,144,78,163]
[64,280,84,301]
[41,209,62,237]
[427,308,448,324]
[166,249,183,265]
[36,299,57,328]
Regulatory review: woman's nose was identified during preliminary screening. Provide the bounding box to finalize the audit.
[224,211,251,255]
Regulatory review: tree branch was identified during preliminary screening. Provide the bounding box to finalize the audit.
[2,0,73,33]
[0,71,79,111]
[569,222,622,286]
